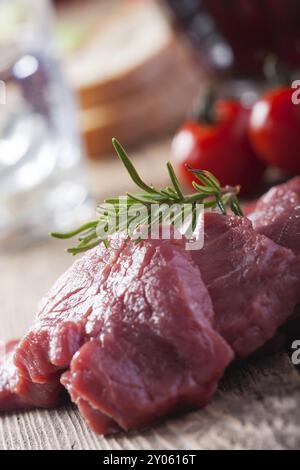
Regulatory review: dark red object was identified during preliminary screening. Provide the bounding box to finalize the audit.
[172,100,265,195]
[60,233,232,434]
[164,0,300,75]
[249,177,300,356]
[1,189,300,433]
[0,340,62,410]
[191,212,300,357]
[249,87,300,174]
[1,232,232,434]
[249,176,300,255]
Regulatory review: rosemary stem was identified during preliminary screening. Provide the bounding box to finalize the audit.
[51,138,243,255]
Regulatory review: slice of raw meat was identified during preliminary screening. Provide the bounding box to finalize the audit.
[191,212,300,357]
[13,233,129,384]
[0,340,62,411]
[62,235,233,433]
[62,371,120,435]
[249,177,300,254]
[6,232,232,434]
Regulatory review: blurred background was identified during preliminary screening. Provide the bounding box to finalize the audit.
[0,0,204,248]
[1,0,300,337]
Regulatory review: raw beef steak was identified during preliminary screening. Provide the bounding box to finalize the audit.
[0,233,232,434]
[191,212,300,357]
[0,340,61,411]
[249,177,300,254]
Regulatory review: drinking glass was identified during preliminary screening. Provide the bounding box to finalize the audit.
[0,0,92,247]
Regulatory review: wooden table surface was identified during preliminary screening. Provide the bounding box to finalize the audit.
[1,142,300,450]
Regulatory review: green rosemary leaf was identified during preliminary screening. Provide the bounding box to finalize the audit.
[203,199,219,209]
[112,138,156,194]
[165,186,177,195]
[200,170,221,190]
[104,197,125,205]
[77,232,98,248]
[103,239,110,248]
[51,221,98,239]
[192,181,218,195]
[230,194,244,216]
[166,162,184,200]
[78,227,97,241]
[170,206,185,229]
[67,240,101,255]
[126,193,155,205]
[192,172,213,189]
[216,196,226,215]
[159,189,179,201]
[185,193,206,203]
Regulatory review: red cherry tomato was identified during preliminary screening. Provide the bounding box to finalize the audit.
[172,100,264,195]
[249,87,300,174]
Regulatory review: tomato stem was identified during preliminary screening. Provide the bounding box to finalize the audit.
[263,54,291,87]
[196,87,217,125]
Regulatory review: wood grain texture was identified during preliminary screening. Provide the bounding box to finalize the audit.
[0,146,300,450]
[0,352,299,450]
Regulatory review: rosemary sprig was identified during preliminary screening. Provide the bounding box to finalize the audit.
[51,138,243,254]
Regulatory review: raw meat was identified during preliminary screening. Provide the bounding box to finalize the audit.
[1,201,299,434]
[1,233,233,434]
[249,177,300,254]
[191,212,300,357]
[0,340,62,411]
